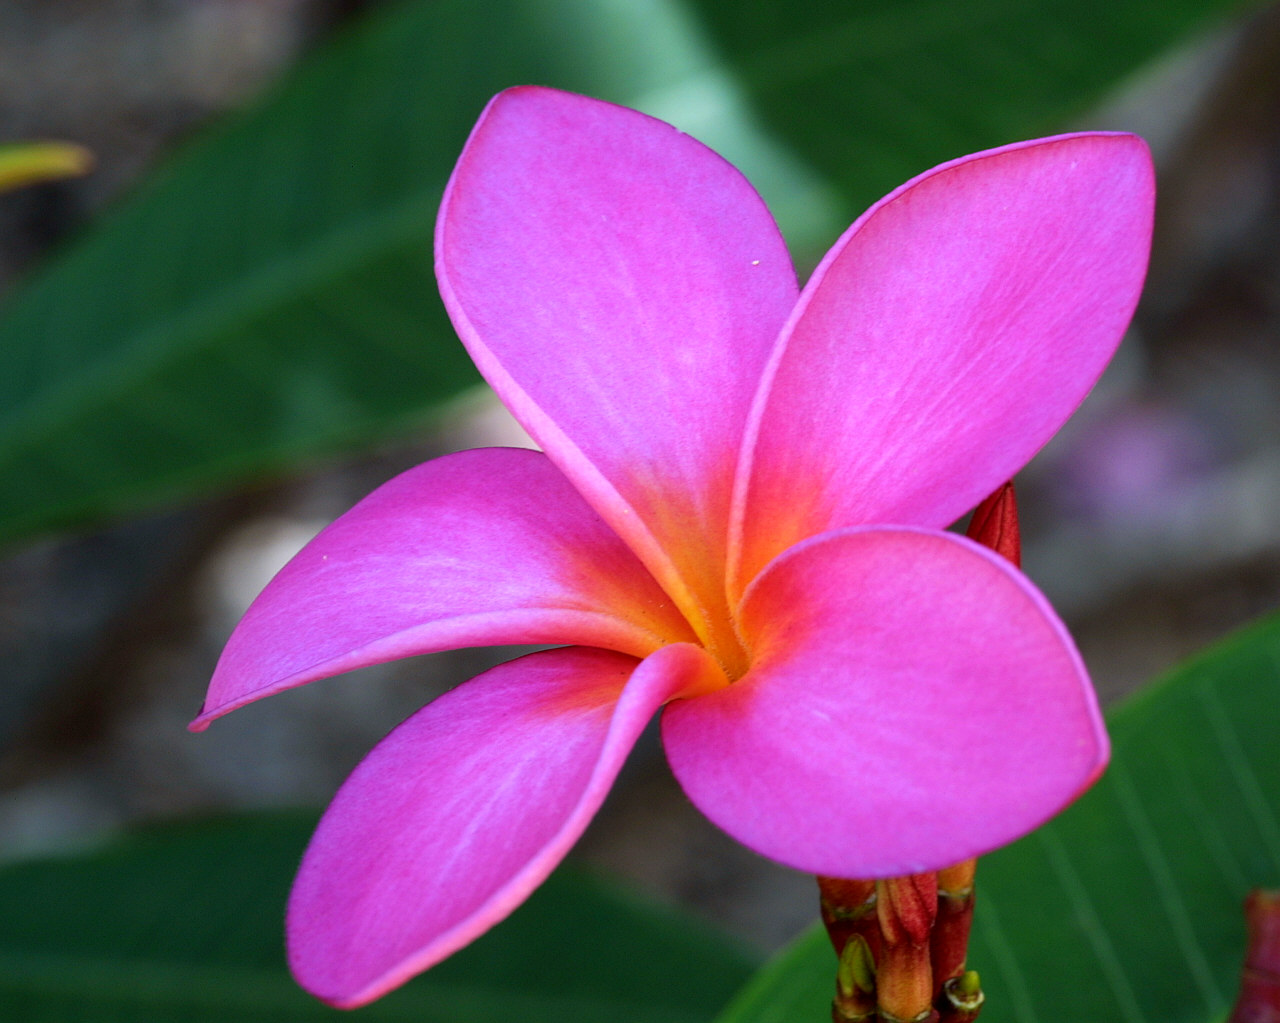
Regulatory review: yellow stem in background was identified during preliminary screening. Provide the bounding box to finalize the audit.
[0,141,93,193]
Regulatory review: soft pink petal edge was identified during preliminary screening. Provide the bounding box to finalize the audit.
[288,643,725,1008]
[665,527,1108,877]
[435,86,798,650]
[193,448,693,730]
[730,132,1155,594]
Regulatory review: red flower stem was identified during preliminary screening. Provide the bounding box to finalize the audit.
[925,479,1016,1021]
[876,875,938,1022]
[1229,889,1280,1023]
[818,877,883,1020]
[818,485,1016,1023]
[818,877,880,956]
[875,936,936,1022]
[931,859,977,1000]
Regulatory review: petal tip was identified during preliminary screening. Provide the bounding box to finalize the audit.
[282,645,704,1006]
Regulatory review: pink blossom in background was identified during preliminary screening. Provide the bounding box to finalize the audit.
[191,87,1155,1007]
[1050,402,1215,523]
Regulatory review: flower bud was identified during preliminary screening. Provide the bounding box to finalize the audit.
[834,933,878,1021]
[940,971,984,1022]
[966,481,1021,567]
[818,876,879,958]
[875,875,937,1021]
[878,874,938,946]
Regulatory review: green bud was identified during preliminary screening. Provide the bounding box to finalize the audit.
[837,934,877,998]
[944,970,985,1014]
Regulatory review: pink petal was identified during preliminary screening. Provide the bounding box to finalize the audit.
[663,527,1107,878]
[436,86,798,656]
[287,643,725,1008]
[731,133,1154,594]
[193,447,695,728]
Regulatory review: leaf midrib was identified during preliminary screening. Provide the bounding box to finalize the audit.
[0,0,1170,460]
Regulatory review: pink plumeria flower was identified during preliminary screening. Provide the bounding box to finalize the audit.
[193,87,1154,1007]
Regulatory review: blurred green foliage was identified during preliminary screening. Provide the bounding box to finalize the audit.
[0,0,1260,546]
[0,812,757,1021]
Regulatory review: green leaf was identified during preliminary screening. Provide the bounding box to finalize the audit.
[0,0,1258,546]
[690,0,1264,219]
[0,811,757,1022]
[0,142,94,194]
[713,611,1280,1023]
[0,0,813,548]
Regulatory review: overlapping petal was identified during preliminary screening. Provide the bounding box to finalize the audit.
[194,447,695,728]
[287,643,725,1008]
[730,133,1155,593]
[663,527,1106,878]
[436,86,798,657]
